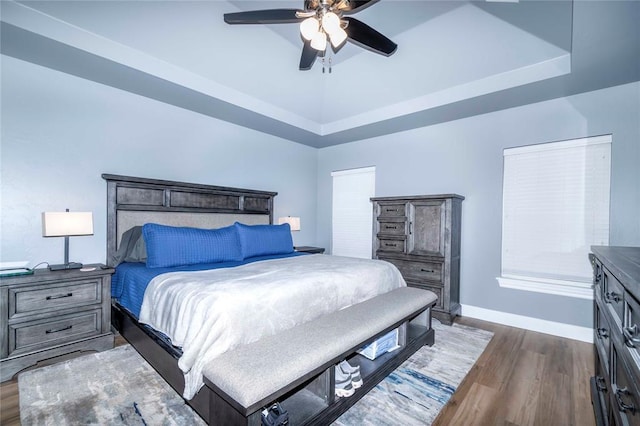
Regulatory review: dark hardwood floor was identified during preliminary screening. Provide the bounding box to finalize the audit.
[433,317,595,426]
[0,318,595,425]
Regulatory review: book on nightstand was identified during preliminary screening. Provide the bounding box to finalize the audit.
[0,267,34,277]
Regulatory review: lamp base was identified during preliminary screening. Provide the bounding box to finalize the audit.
[49,262,83,271]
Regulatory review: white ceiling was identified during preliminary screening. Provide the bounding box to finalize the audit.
[1,0,639,147]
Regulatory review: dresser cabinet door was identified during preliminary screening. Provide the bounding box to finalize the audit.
[407,200,445,257]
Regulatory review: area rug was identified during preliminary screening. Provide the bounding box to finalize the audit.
[19,320,492,425]
[334,320,493,425]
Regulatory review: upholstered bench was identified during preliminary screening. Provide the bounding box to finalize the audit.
[203,286,438,425]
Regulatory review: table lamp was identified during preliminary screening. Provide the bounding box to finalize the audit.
[42,209,94,271]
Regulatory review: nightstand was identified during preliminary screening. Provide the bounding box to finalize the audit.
[0,264,114,382]
[294,246,326,254]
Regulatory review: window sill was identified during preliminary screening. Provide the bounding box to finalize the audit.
[497,275,593,300]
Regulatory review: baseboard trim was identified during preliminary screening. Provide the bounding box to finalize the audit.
[461,304,593,343]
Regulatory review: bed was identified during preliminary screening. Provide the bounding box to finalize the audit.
[104,174,436,425]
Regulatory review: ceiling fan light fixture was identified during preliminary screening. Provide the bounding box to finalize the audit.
[310,31,327,51]
[321,11,341,35]
[329,27,347,48]
[300,17,319,41]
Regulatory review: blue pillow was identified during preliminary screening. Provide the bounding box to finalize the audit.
[234,222,294,259]
[142,223,243,268]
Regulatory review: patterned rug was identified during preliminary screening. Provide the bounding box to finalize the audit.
[334,320,493,425]
[19,320,492,425]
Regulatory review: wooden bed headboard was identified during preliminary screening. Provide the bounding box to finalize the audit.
[102,174,277,266]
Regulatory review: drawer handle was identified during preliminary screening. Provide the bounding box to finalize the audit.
[623,324,640,347]
[615,387,636,414]
[384,243,396,247]
[597,327,609,339]
[596,376,607,392]
[605,291,621,304]
[46,292,73,300]
[421,268,436,273]
[386,226,398,230]
[45,325,72,334]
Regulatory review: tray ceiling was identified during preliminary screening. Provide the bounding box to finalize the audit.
[1,0,638,147]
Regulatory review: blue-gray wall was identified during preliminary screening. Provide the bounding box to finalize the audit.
[316,82,640,328]
[0,56,318,266]
[2,52,639,330]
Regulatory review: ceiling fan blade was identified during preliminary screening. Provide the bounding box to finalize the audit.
[344,17,397,56]
[339,0,380,14]
[299,40,319,70]
[224,9,302,24]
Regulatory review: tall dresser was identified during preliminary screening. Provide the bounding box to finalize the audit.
[590,246,640,426]
[371,194,464,324]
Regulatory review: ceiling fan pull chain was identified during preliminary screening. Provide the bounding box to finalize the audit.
[329,56,332,73]
[322,57,326,73]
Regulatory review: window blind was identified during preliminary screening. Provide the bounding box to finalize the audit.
[331,167,375,258]
[501,135,611,289]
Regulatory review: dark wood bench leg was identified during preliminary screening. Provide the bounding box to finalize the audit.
[209,391,252,426]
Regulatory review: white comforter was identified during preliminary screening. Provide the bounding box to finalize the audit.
[138,254,406,399]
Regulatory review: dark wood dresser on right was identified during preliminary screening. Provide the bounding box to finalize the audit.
[590,246,640,426]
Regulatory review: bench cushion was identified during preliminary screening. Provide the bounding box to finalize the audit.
[203,286,437,410]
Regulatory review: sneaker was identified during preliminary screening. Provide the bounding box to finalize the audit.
[334,365,355,398]
[339,360,363,389]
[261,402,289,426]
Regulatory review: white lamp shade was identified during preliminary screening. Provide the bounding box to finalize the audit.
[321,12,341,35]
[329,27,348,48]
[42,212,94,237]
[300,17,319,41]
[310,31,327,51]
[278,216,301,231]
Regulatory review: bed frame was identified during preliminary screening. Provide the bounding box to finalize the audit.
[104,173,278,421]
[104,174,435,425]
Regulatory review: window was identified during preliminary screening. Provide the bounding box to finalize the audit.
[331,166,375,258]
[498,135,611,299]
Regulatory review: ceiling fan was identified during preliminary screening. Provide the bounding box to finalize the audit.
[224,0,397,71]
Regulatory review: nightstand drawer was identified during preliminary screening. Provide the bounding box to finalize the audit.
[10,279,101,318]
[9,309,102,357]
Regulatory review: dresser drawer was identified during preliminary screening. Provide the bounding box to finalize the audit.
[595,301,612,371]
[9,279,102,318]
[594,354,612,425]
[382,258,443,284]
[8,309,103,357]
[377,221,406,236]
[377,238,405,253]
[377,203,406,217]
[603,267,625,327]
[612,344,640,426]
[624,292,640,367]
[407,282,443,311]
